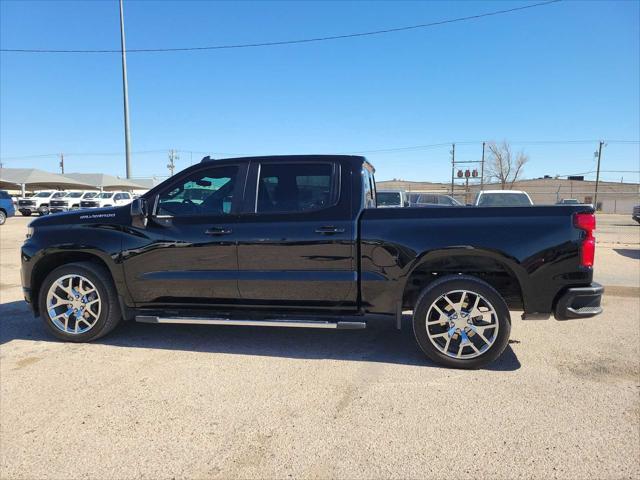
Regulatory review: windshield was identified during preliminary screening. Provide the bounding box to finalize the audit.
[34,191,53,198]
[99,192,114,199]
[83,192,97,199]
[478,193,532,206]
[52,192,67,198]
[67,192,84,198]
[377,192,402,206]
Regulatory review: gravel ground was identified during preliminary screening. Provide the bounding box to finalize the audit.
[1,215,639,479]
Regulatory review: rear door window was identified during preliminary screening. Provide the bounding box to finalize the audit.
[256,163,336,213]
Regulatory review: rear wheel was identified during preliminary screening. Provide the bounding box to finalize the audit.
[412,275,511,369]
[0,210,6,225]
[38,262,122,342]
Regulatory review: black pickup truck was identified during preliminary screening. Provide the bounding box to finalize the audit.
[21,155,603,368]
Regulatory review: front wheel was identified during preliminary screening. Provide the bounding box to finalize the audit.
[0,211,6,225]
[38,262,122,342]
[412,275,511,369]
[21,211,32,216]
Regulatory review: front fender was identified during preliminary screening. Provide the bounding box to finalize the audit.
[21,223,128,314]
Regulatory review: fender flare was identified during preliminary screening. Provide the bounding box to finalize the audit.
[399,246,531,311]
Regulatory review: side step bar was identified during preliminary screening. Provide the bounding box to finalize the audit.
[135,315,366,330]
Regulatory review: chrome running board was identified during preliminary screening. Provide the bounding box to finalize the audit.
[135,315,366,330]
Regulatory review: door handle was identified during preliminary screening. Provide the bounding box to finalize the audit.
[205,227,232,236]
[314,226,345,234]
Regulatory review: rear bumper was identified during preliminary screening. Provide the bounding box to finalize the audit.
[554,282,604,320]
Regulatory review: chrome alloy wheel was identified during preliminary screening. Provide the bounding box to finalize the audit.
[425,289,499,359]
[46,274,101,334]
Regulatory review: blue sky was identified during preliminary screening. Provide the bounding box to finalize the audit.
[1,0,639,182]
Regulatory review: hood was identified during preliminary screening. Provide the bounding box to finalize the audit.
[28,205,130,228]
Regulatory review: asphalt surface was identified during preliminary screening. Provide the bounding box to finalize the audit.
[596,213,639,245]
[1,215,639,479]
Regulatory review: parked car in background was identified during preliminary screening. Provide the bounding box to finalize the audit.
[377,190,408,208]
[473,190,533,207]
[410,193,462,207]
[0,189,16,225]
[17,190,66,216]
[556,199,580,205]
[50,191,98,213]
[633,205,640,224]
[80,191,134,209]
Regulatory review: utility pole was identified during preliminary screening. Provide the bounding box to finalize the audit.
[594,141,604,210]
[167,149,178,176]
[119,0,132,179]
[480,142,485,191]
[59,153,64,174]
[450,143,455,196]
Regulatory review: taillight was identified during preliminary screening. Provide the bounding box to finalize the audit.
[574,213,596,267]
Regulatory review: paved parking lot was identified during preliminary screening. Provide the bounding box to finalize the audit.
[596,213,639,245]
[1,215,639,479]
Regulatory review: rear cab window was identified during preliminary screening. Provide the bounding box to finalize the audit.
[377,192,401,206]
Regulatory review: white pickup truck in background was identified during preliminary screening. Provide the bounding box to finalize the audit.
[49,191,99,213]
[473,190,534,206]
[80,191,134,209]
[17,191,66,216]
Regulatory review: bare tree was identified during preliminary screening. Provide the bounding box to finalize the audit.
[485,141,529,189]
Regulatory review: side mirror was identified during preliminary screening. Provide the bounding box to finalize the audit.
[130,198,148,228]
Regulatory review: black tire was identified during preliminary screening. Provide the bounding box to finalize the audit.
[412,275,511,369]
[0,210,6,225]
[21,211,32,216]
[38,262,122,342]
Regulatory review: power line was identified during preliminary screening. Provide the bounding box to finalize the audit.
[1,139,638,162]
[0,1,561,54]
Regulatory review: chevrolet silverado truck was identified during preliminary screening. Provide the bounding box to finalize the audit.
[80,191,134,209]
[17,190,66,216]
[21,155,603,368]
[49,191,98,213]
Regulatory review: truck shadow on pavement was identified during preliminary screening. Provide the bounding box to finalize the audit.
[0,300,520,371]
[614,248,640,260]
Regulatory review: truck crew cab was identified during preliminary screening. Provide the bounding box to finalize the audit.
[21,155,603,369]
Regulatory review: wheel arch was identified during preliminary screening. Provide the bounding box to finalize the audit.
[401,248,529,312]
[30,251,116,316]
